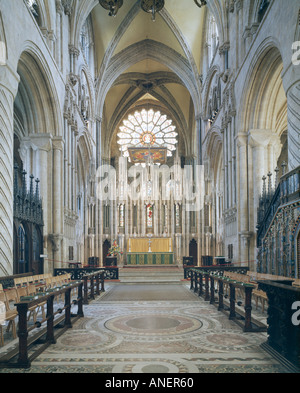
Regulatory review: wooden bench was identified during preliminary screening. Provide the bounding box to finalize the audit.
[222,271,250,299]
[0,281,84,369]
[199,270,266,332]
[0,273,73,348]
[0,289,18,346]
[221,271,269,312]
[246,271,296,313]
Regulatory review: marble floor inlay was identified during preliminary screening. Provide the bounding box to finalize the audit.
[0,283,292,373]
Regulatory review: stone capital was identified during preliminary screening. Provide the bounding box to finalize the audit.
[48,233,63,252]
[29,133,53,152]
[55,0,64,15]
[18,137,31,164]
[235,133,248,148]
[242,27,252,40]
[195,113,202,122]
[236,0,242,12]
[239,231,253,247]
[247,129,280,148]
[52,136,64,151]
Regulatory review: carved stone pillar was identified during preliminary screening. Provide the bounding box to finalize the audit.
[0,66,19,275]
[30,133,52,238]
[175,233,181,265]
[248,130,273,227]
[287,83,300,170]
[236,133,249,264]
[52,137,64,267]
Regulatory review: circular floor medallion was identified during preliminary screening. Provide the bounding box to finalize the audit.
[105,313,202,336]
[60,332,102,348]
[126,316,180,330]
[141,364,170,373]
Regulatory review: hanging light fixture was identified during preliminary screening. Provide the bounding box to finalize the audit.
[99,0,206,19]
[194,0,207,7]
[99,0,123,17]
[141,0,165,22]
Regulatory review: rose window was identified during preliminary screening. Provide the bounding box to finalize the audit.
[117,109,178,161]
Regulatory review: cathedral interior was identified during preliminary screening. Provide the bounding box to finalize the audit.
[0,0,299,374]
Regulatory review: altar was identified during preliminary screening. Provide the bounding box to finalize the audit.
[126,237,174,265]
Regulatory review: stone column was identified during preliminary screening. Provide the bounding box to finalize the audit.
[236,133,250,265]
[95,118,102,261]
[228,118,233,208]
[248,130,269,228]
[55,0,63,71]
[286,83,300,170]
[30,133,53,256]
[175,233,181,265]
[195,115,202,165]
[236,0,244,66]
[0,65,19,275]
[51,137,64,268]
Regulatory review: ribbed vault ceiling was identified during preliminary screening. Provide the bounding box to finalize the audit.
[90,0,207,158]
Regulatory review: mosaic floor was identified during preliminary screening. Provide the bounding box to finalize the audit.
[0,283,292,374]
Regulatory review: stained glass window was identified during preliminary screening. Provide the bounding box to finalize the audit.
[175,203,181,227]
[117,109,178,161]
[146,203,153,228]
[119,204,124,227]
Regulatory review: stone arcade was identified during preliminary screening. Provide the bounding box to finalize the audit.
[0,0,299,276]
[0,0,299,374]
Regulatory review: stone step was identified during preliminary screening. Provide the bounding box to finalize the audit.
[118,266,184,283]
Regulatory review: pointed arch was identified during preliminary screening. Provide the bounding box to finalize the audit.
[239,39,286,135]
[96,39,199,118]
[0,11,7,64]
[15,42,62,137]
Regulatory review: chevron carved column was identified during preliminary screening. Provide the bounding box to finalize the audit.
[0,66,19,274]
[287,83,300,170]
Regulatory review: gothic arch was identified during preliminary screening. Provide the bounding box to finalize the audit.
[107,89,189,158]
[78,65,95,122]
[206,0,226,44]
[240,40,287,135]
[73,1,201,105]
[77,130,93,181]
[96,39,200,119]
[203,126,223,180]
[38,0,56,32]
[15,43,61,137]
[202,65,220,118]
[0,11,7,63]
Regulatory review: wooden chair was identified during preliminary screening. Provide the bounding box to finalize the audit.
[53,276,66,303]
[16,286,37,323]
[2,289,18,341]
[45,278,53,290]
[252,286,268,313]
[292,279,300,287]
[26,276,34,285]
[27,285,46,322]
[14,277,28,287]
[0,292,6,346]
[0,283,3,292]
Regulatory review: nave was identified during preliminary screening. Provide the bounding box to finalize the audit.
[0,282,290,374]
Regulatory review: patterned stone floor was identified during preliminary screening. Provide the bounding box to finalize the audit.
[0,283,292,373]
